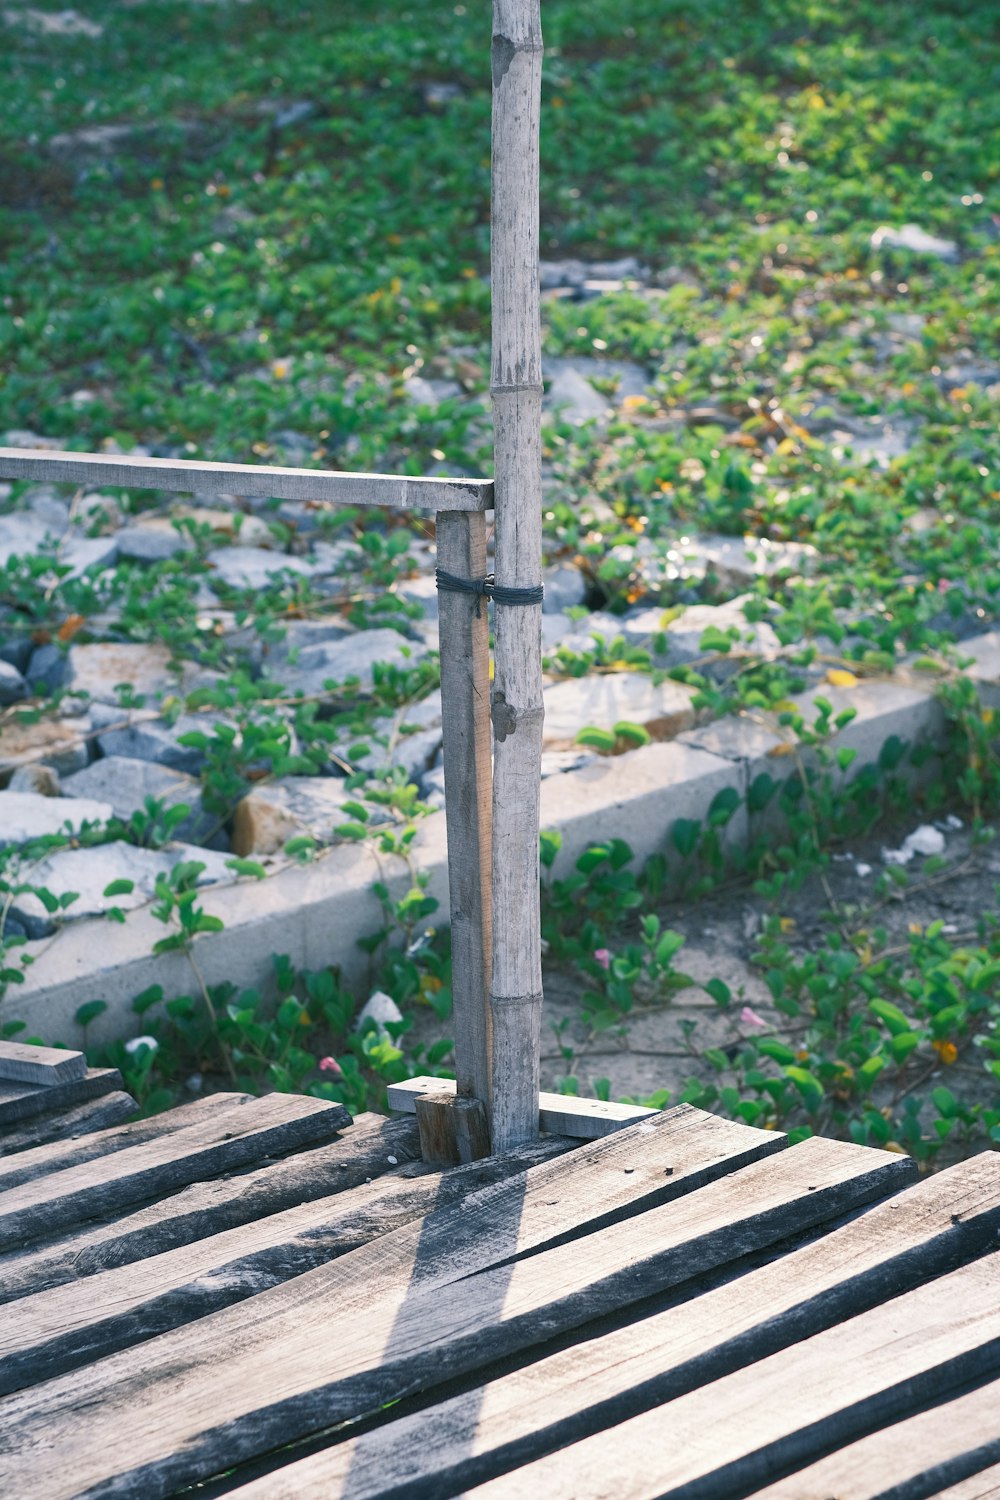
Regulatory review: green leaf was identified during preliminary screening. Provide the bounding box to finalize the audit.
[747,773,776,813]
[704,977,731,1008]
[757,1038,797,1065]
[889,1031,920,1063]
[539,829,562,869]
[784,1065,825,1107]
[75,999,107,1028]
[671,818,701,858]
[699,625,733,654]
[869,998,912,1036]
[708,786,740,828]
[654,929,685,966]
[284,835,317,858]
[103,879,135,898]
[930,1086,958,1118]
[612,720,651,747]
[132,984,164,1016]
[225,858,268,879]
[575,725,617,752]
[836,746,858,772]
[335,822,370,841]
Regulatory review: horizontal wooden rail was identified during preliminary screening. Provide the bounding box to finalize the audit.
[387,1076,659,1140]
[0,448,493,512]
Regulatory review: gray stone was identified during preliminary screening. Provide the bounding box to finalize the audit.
[403,375,463,408]
[3,7,103,37]
[116,524,190,563]
[870,224,959,262]
[542,673,697,746]
[206,545,328,592]
[7,840,235,938]
[692,534,817,591]
[540,612,575,648]
[0,716,91,777]
[35,641,190,706]
[355,989,404,1036]
[277,628,424,695]
[93,709,223,774]
[0,513,50,566]
[60,535,120,579]
[541,748,596,778]
[0,660,27,706]
[542,563,588,615]
[76,493,125,531]
[231,776,365,856]
[0,790,113,847]
[25,488,71,528]
[353,690,444,779]
[624,595,782,669]
[7,763,61,796]
[543,362,611,425]
[396,573,439,621]
[61,756,214,844]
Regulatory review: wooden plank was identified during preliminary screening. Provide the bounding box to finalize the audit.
[0,447,492,512]
[0,1111,422,1305]
[746,1375,1000,1500]
[0,1134,908,1499]
[389,1076,658,1138]
[0,1040,85,1088]
[461,1247,1000,1500]
[0,1091,252,1191]
[228,1151,1000,1500]
[436,508,493,1117]
[0,1091,351,1251]
[0,1065,121,1128]
[0,1135,571,1395]
[488,0,546,1150]
[0,1090,138,1155]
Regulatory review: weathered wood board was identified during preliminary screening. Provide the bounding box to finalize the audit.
[0,1091,251,1192]
[0,1111,421,1305]
[389,1076,657,1139]
[0,1092,350,1250]
[0,1135,910,1499]
[0,447,492,512]
[462,1247,1000,1500]
[0,1134,571,1394]
[0,1041,85,1088]
[0,1090,138,1154]
[0,1066,122,1128]
[224,1152,1000,1500]
[746,1373,1000,1499]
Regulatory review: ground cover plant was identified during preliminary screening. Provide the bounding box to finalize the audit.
[0,0,998,1161]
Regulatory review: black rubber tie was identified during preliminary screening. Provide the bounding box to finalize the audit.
[435,568,544,617]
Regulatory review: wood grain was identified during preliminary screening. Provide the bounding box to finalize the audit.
[488,0,545,1150]
[0,1135,903,1499]
[389,1076,657,1138]
[0,1065,121,1128]
[0,1092,350,1250]
[230,1151,998,1500]
[0,1041,85,1088]
[0,1090,137,1156]
[0,1092,250,1191]
[747,1372,1000,1499]
[0,447,492,512]
[0,1134,570,1395]
[0,1112,422,1305]
[436,509,493,1117]
[463,1245,1000,1500]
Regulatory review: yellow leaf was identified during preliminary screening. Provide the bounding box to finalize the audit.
[825,668,859,687]
[622,394,648,411]
[780,917,797,934]
[768,742,795,757]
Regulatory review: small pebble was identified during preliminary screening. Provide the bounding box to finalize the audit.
[387,1155,398,1165]
[855,862,873,877]
[624,1166,635,1174]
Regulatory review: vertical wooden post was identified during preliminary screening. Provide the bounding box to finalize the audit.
[489,0,544,1149]
[436,510,494,1120]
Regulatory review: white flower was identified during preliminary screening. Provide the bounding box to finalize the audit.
[124,1034,158,1056]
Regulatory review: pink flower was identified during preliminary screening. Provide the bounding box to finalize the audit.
[318,1056,343,1078]
[739,1006,767,1029]
[938,578,951,592]
[593,948,611,970]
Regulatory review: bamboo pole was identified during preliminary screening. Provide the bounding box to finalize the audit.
[489,0,544,1149]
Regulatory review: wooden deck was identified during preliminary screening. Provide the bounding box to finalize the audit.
[1,1046,999,1499]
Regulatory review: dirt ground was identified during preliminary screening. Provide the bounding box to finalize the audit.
[532,812,999,1105]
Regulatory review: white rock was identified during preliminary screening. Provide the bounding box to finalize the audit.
[0,716,91,777]
[276,628,424,695]
[206,546,327,592]
[542,673,696,746]
[855,862,873,877]
[0,660,28,706]
[542,564,588,614]
[355,990,404,1036]
[0,791,113,846]
[543,362,610,424]
[882,824,946,866]
[61,756,212,843]
[870,224,959,262]
[116,524,190,562]
[0,513,50,566]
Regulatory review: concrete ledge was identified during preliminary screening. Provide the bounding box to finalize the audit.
[1,656,968,1049]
